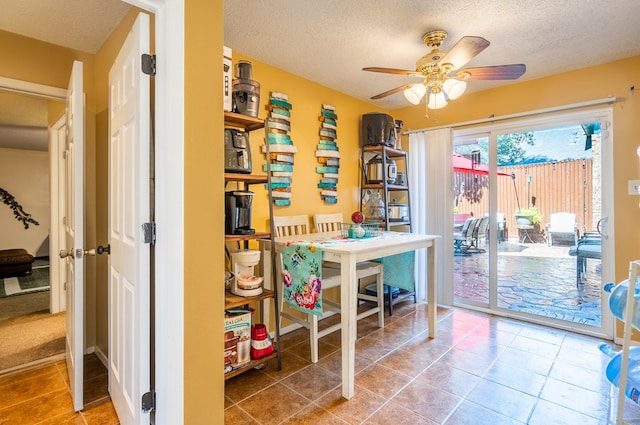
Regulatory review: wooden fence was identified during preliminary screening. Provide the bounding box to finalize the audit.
[454,159,595,238]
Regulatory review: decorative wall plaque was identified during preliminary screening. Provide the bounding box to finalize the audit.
[316,104,339,203]
[262,92,296,206]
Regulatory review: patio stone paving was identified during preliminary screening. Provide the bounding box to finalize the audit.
[454,240,602,327]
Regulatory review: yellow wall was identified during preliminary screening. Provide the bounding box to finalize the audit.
[231,51,390,233]
[185,0,225,422]
[395,55,640,337]
[0,29,99,348]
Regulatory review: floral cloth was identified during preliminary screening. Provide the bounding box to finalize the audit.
[282,242,324,316]
[281,233,416,316]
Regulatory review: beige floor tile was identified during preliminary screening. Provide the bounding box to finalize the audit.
[281,364,341,401]
[316,385,386,424]
[238,383,310,425]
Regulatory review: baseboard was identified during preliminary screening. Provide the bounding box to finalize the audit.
[93,346,109,369]
[0,353,65,377]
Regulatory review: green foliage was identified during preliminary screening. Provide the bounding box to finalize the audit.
[497,132,535,165]
[515,207,543,224]
[455,132,536,166]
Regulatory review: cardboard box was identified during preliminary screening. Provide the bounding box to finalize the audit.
[223,46,233,112]
[224,308,251,373]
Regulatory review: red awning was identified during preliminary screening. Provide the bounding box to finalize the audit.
[453,154,510,176]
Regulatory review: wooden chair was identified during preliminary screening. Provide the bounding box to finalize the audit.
[273,214,383,363]
[272,214,310,237]
[312,212,343,233]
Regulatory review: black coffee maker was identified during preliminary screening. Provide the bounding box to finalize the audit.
[225,191,255,235]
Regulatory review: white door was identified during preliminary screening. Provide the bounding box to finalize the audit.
[108,13,151,425]
[62,60,85,412]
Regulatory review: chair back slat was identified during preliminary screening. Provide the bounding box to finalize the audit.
[272,215,310,237]
[313,213,343,233]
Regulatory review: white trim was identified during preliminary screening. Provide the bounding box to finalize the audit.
[1,2,186,421]
[0,76,66,100]
[405,97,617,134]
[49,115,66,314]
[123,1,185,424]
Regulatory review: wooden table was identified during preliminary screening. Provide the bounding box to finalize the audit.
[274,231,439,399]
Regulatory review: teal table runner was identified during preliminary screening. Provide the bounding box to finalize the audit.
[281,233,415,316]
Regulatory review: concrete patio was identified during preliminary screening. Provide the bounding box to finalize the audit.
[453,240,602,327]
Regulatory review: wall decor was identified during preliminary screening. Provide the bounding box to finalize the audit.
[0,187,39,229]
[316,104,339,203]
[262,92,296,206]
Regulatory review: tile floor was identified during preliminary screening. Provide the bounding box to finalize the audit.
[0,353,118,424]
[225,302,640,425]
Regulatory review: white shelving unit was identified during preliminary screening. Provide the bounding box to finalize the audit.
[609,260,640,424]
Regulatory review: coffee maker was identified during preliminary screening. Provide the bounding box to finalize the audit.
[229,249,263,296]
[232,61,260,117]
[225,191,255,235]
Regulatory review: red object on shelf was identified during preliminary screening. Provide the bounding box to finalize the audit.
[250,323,274,359]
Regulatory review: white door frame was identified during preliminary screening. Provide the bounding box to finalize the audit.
[123,1,184,423]
[50,114,67,314]
[0,1,185,421]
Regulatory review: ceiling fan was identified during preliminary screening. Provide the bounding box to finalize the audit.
[363,30,526,110]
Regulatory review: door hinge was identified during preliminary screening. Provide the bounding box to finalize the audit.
[142,54,156,76]
[141,390,156,413]
[142,222,156,245]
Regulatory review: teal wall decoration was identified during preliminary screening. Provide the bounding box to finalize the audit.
[316,105,339,203]
[262,92,296,206]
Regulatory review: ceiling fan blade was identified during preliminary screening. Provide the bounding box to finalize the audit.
[363,67,422,77]
[438,36,490,70]
[370,83,414,100]
[456,64,526,80]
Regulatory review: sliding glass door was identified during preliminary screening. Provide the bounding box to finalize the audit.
[452,109,614,338]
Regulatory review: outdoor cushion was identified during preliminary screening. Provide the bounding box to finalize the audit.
[568,243,601,259]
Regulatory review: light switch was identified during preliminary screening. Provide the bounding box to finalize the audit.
[628,180,640,195]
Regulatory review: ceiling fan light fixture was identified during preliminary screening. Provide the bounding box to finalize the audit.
[403,84,426,104]
[443,78,467,100]
[427,91,448,109]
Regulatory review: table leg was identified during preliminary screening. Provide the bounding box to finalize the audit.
[426,242,437,338]
[340,254,357,399]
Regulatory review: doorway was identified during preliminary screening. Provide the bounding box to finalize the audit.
[0,88,65,372]
[450,108,614,339]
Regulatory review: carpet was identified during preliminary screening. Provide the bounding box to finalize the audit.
[0,265,50,298]
[0,311,65,371]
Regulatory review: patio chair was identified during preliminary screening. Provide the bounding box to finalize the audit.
[568,232,601,286]
[453,217,477,255]
[465,215,490,253]
[497,213,508,242]
[546,212,579,246]
[453,213,471,232]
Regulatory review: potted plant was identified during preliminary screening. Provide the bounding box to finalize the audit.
[515,207,543,226]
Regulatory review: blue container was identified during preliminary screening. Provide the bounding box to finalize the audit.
[604,279,640,329]
[600,343,640,404]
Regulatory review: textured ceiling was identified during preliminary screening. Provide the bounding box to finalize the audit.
[225,0,640,110]
[2,0,640,151]
[0,0,131,54]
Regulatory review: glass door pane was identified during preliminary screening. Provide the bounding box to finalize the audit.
[495,125,602,327]
[453,135,490,308]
